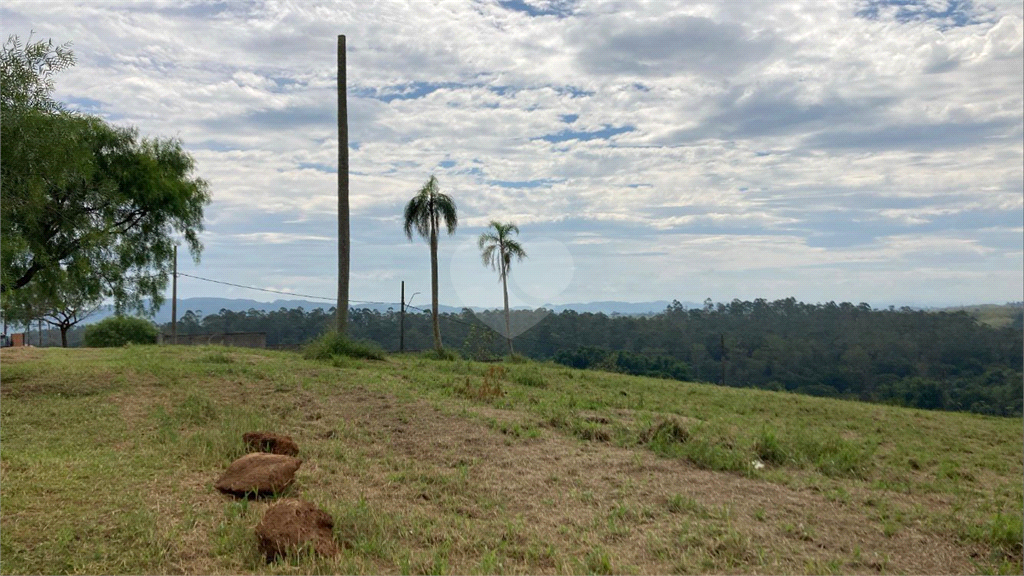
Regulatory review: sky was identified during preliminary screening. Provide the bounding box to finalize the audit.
[3,0,1022,311]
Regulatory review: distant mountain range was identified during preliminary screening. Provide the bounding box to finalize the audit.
[88,297,686,324]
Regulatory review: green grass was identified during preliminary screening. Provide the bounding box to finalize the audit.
[1,345,1021,574]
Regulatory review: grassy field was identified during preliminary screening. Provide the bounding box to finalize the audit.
[938,303,1023,329]
[1,344,1021,575]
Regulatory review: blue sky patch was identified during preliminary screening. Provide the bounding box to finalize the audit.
[297,162,336,173]
[488,178,559,188]
[65,96,105,112]
[855,0,979,28]
[538,124,635,143]
[354,81,464,103]
[498,0,575,18]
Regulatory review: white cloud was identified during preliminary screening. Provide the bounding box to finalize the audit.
[4,0,1021,306]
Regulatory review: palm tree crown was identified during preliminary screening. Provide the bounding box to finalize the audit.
[403,175,458,242]
[478,221,526,280]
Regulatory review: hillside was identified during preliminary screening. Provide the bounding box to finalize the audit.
[1,346,1020,575]
[156,299,1024,418]
[936,302,1024,329]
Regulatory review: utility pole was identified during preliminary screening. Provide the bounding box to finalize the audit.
[171,245,177,345]
[400,280,405,353]
[336,34,350,334]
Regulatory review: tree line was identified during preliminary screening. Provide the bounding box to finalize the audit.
[155,299,1023,417]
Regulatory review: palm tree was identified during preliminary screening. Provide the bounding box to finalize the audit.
[478,220,527,355]
[403,175,458,353]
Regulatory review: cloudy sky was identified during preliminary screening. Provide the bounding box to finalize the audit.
[3,0,1022,310]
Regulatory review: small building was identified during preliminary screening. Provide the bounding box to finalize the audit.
[159,332,266,349]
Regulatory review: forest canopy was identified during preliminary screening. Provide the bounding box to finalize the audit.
[150,298,1023,417]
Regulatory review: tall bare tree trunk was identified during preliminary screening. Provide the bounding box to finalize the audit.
[61,326,69,348]
[502,269,513,355]
[430,226,442,352]
[337,34,350,334]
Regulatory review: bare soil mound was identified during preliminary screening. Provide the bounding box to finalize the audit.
[255,498,337,561]
[214,453,301,497]
[243,431,300,456]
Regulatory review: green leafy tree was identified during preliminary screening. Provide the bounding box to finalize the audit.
[478,220,527,354]
[0,34,73,113]
[3,268,102,347]
[1,34,210,315]
[84,315,158,347]
[403,175,458,353]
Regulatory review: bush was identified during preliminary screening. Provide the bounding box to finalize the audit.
[303,331,385,361]
[457,367,505,402]
[84,316,158,347]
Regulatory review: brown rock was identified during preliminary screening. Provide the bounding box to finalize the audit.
[243,431,300,456]
[256,499,338,561]
[214,453,302,497]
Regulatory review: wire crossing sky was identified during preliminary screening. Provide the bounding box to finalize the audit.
[3,0,1022,308]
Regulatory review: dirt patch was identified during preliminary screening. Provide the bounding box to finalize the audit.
[579,411,612,425]
[214,453,302,497]
[243,431,300,456]
[255,498,337,561]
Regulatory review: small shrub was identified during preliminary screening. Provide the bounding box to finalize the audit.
[458,367,505,402]
[303,331,385,361]
[84,316,158,347]
[510,366,547,388]
[753,427,788,465]
[486,365,507,383]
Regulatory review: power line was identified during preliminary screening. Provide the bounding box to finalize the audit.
[176,273,336,302]
[177,271,553,345]
[177,272,398,308]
